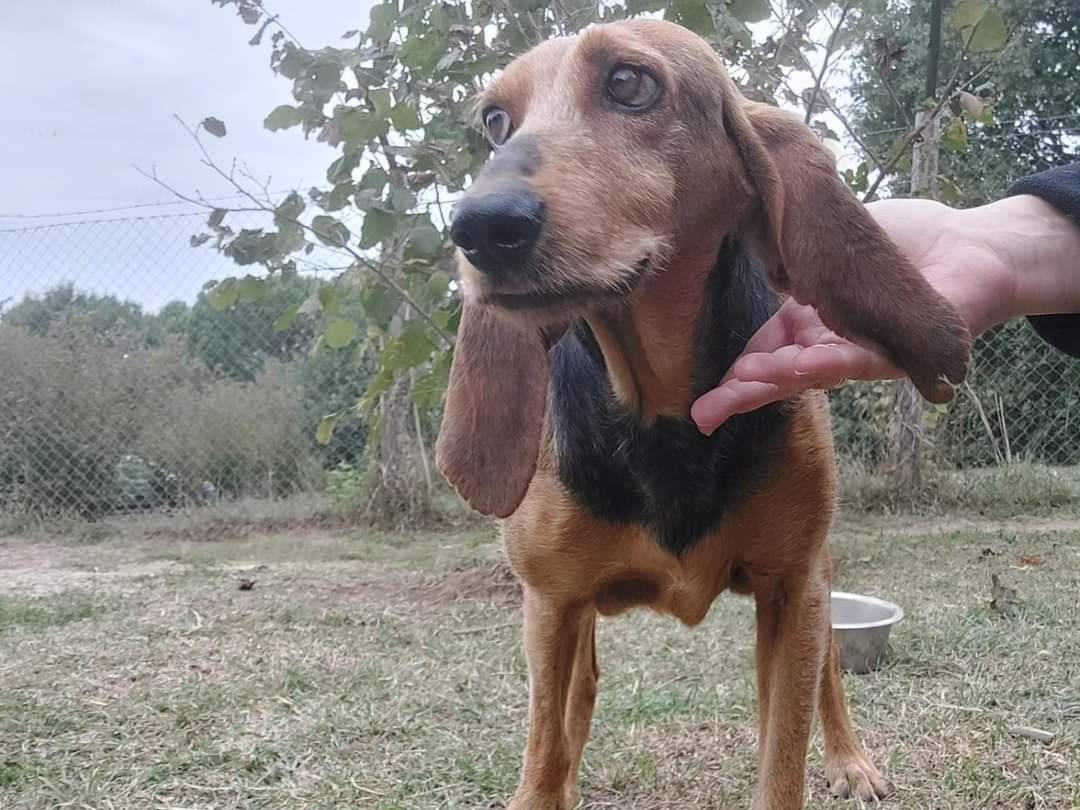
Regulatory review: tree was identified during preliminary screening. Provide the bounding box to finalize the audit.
[178,0,1013,518]
[157,300,192,337]
[186,273,317,380]
[838,0,1080,481]
[850,0,1079,205]
[2,283,162,347]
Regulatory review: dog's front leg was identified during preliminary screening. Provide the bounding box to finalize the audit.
[752,570,830,810]
[509,587,588,810]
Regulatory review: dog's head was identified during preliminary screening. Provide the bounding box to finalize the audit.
[437,19,972,518]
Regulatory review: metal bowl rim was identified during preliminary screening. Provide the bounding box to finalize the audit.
[830,590,904,631]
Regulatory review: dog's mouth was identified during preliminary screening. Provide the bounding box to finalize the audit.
[483,257,652,312]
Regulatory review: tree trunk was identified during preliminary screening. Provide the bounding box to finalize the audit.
[368,373,431,527]
[890,108,940,497]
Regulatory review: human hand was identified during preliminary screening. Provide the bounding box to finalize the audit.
[691,196,1021,435]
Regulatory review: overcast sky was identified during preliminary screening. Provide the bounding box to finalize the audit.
[0,2,837,314]
[0,0,376,312]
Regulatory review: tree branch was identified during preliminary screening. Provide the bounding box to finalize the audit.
[862,46,1002,202]
[877,63,915,128]
[139,119,455,348]
[804,0,854,125]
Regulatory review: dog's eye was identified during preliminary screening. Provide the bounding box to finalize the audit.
[483,107,513,147]
[606,65,660,110]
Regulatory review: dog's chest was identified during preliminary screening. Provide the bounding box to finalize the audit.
[548,242,790,556]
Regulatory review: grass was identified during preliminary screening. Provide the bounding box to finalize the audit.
[0,591,111,633]
[1,509,1079,809]
[840,462,1080,516]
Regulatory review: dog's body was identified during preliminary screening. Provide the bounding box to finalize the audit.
[435,20,972,810]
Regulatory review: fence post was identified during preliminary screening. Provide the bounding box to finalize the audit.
[890,0,945,498]
[891,108,939,495]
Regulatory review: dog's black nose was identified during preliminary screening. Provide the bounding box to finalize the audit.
[450,191,544,275]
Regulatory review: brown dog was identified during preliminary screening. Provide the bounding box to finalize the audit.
[436,19,971,810]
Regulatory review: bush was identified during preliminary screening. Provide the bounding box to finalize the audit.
[0,324,176,516]
[935,320,1080,466]
[0,323,322,518]
[830,321,1080,470]
[136,362,321,500]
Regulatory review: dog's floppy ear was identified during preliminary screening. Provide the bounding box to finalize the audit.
[724,98,972,403]
[435,298,550,518]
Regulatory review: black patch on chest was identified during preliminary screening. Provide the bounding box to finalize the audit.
[549,239,792,556]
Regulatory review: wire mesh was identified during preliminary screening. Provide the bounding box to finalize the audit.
[1,211,1077,532]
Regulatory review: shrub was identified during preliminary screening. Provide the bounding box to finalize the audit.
[0,324,322,518]
[0,324,172,516]
[134,362,321,501]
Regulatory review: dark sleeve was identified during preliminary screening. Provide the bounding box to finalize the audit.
[1006,163,1080,358]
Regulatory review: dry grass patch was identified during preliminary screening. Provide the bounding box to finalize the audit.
[1,513,1079,809]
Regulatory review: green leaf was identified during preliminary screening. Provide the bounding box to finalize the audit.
[967,9,1008,52]
[727,0,770,23]
[202,116,227,137]
[273,304,300,333]
[207,278,239,311]
[398,32,447,73]
[264,105,307,131]
[436,48,464,72]
[326,150,361,184]
[949,0,989,31]
[360,208,398,247]
[324,318,358,349]
[431,308,452,331]
[319,285,342,316]
[316,414,340,445]
[367,3,398,41]
[237,276,268,303]
[938,175,964,205]
[359,166,388,194]
[425,271,452,303]
[223,228,279,266]
[312,215,351,247]
[390,186,417,212]
[399,321,435,366]
[362,283,402,329]
[324,182,354,212]
[275,220,306,254]
[412,350,451,411]
[274,190,305,221]
[390,103,422,131]
[665,0,715,36]
[942,117,969,152]
[405,223,444,258]
[369,88,393,120]
[336,107,387,148]
[359,367,395,413]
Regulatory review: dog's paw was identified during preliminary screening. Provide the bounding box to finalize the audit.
[506,789,567,810]
[825,753,890,802]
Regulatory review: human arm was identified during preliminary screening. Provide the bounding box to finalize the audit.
[690,165,1080,435]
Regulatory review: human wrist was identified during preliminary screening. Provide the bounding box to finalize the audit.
[971,194,1080,322]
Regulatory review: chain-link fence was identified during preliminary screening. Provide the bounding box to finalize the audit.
[833,322,1080,470]
[2,210,1078,534]
[0,209,371,533]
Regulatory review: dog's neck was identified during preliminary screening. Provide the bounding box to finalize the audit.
[586,245,718,423]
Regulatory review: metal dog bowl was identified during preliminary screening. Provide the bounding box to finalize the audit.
[831,591,904,674]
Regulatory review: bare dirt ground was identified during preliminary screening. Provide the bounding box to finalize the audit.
[2,512,1079,809]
